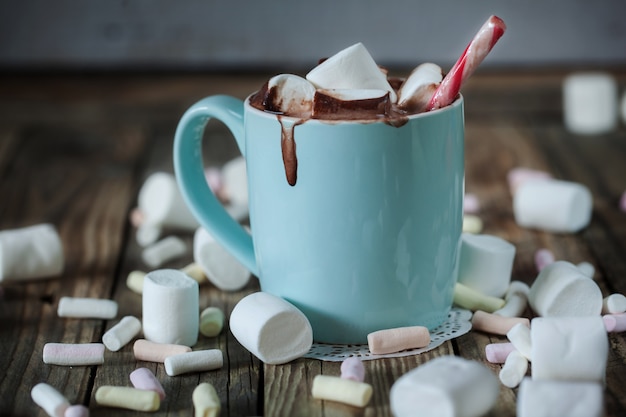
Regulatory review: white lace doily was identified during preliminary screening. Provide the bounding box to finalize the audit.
[304,308,472,361]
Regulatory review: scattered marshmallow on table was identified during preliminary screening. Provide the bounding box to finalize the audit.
[102,315,142,351]
[136,222,162,247]
[57,297,118,319]
[199,306,225,337]
[126,270,146,294]
[193,382,221,417]
[142,236,187,268]
[563,72,618,135]
[164,349,223,376]
[142,269,199,346]
[312,375,373,408]
[485,342,516,364]
[229,291,313,365]
[463,193,480,214]
[341,357,365,382]
[506,322,532,359]
[493,281,530,318]
[453,282,505,313]
[507,167,552,195]
[534,248,555,272]
[95,386,160,412]
[64,404,89,417]
[602,312,626,333]
[620,189,626,213]
[457,233,516,298]
[193,227,250,291]
[367,325,430,355]
[471,310,529,336]
[531,316,608,383]
[499,349,528,388]
[517,378,604,417]
[390,356,499,417]
[133,339,191,363]
[528,260,603,317]
[31,382,70,417]
[221,156,249,208]
[0,223,64,282]
[462,214,483,234]
[513,179,593,233]
[577,261,595,278]
[181,262,206,283]
[602,293,626,314]
[43,343,105,366]
[130,367,166,400]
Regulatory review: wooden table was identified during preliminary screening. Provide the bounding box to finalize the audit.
[1,71,626,416]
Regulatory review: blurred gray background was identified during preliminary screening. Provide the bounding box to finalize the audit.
[1,0,625,72]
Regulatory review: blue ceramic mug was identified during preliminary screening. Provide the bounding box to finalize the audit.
[174,94,464,343]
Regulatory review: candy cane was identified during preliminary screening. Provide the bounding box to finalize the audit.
[427,15,506,111]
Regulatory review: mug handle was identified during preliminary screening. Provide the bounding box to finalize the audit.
[173,95,259,277]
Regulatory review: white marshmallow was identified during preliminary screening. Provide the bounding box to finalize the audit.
[507,167,552,195]
[457,233,516,298]
[577,261,595,278]
[514,179,592,233]
[494,281,530,317]
[229,291,313,365]
[517,378,604,417]
[57,297,118,319]
[390,356,499,417]
[221,156,249,209]
[31,383,70,417]
[138,172,199,231]
[142,236,187,268]
[0,223,63,282]
[136,222,162,247]
[530,316,608,382]
[306,42,397,102]
[266,74,316,115]
[102,315,142,351]
[499,349,528,388]
[193,227,249,291]
[602,293,626,314]
[164,349,223,376]
[397,63,443,111]
[142,269,199,346]
[506,322,532,359]
[563,72,618,135]
[528,261,602,317]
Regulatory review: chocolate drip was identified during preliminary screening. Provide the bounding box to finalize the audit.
[278,116,298,186]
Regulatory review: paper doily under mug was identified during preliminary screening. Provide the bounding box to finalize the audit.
[303,308,472,361]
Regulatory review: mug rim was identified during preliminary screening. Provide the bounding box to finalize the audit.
[244,93,463,124]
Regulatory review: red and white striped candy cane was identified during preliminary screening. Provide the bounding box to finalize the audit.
[427,15,506,111]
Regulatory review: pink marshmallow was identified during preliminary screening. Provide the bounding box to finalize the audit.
[534,249,555,272]
[507,167,552,195]
[64,404,89,417]
[341,357,365,382]
[463,193,480,214]
[485,342,516,363]
[620,190,626,213]
[603,313,626,333]
[130,367,166,400]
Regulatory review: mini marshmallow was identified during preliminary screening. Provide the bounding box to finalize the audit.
[493,281,530,318]
[457,233,516,298]
[181,262,205,283]
[130,367,166,400]
[265,74,316,116]
[43,343,105,366]
[462,214,483,234]
[531,316,608,382]
[126,270,145,294]
[138,171,199,231]
[602,312,626,332]
[136,222,162,247]
[517,378,604,417]
[602,293,626,314]
[390,356,499,417]
[528,260,603,317]
[563,72,618,135]
[513,179,593,233]
[142,236,187,268]
[306,42,397,102]
[31,382,70,417]
[95,386,160,412]
[506,322,532,359]
[102,316,142,351]
[471,310,529,335]
[164,349,223,376]
[199,306,224,337]
[64,405,89,417]
[620,189,626,212]
[534,248,555,272]
[192,382,220,417]
[367,325,430,355]
[453,282,505,313]
[57,297,118,319]
[499,349,528,388]
[129,207,145,228]
[463,193,480,214]
[193,227,250,291]
[312,375,373,408]
[485,342,516,364]
[397,62,443,112]
[133,339,191,363]
[229,291,313,365]
[507,167,552,195]
[221,156,249,208]
[577,261,595,278]
[142,269,199,346]
[0,223,64,282]
[341,357,365,382]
